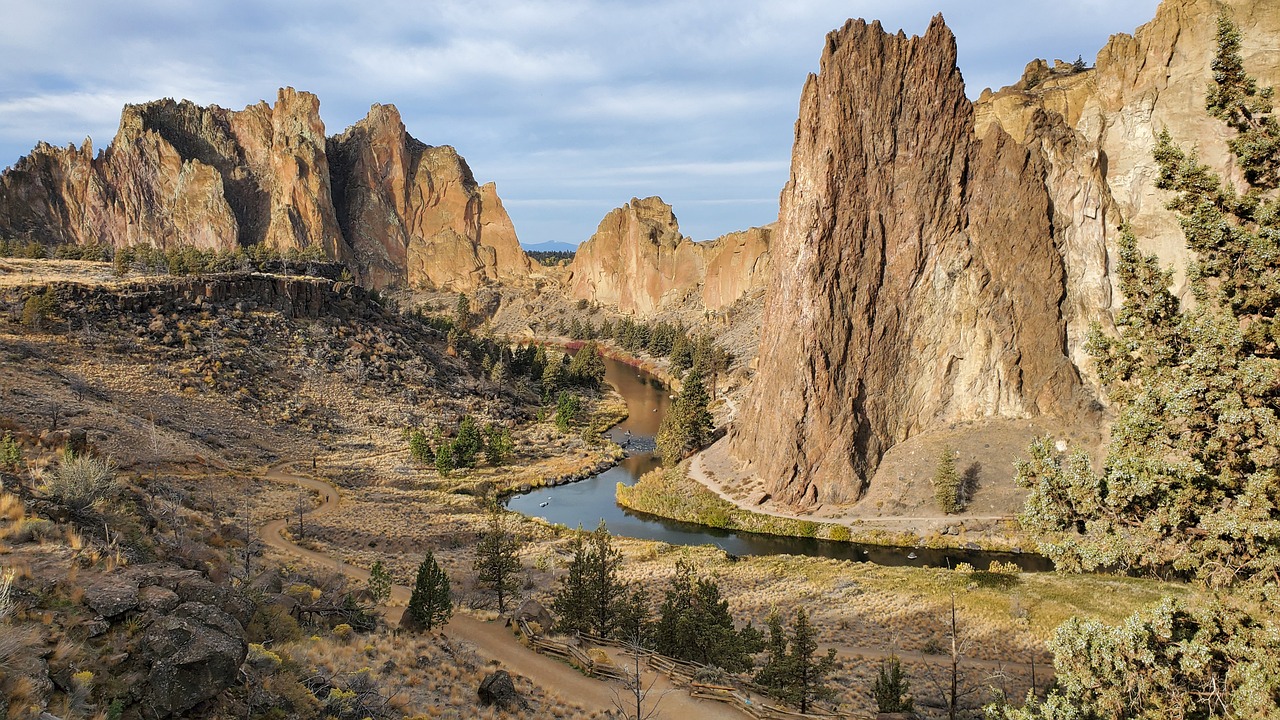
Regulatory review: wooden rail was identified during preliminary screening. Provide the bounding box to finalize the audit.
[523,624,855,718]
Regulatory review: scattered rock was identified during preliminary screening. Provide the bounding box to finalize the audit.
[141,602,247,717]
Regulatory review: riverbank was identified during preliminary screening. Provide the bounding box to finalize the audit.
[621,444,1032,554]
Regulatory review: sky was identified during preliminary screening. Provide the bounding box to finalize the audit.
[0,1,1163,247]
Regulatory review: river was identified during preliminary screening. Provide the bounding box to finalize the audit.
[506,356,1052,571]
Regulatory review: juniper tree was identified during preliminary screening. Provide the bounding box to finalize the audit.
[873,655,913,714]
[1004,14,1280,719]
[652,560,763,672]
[408,429,432,464]
[473,511,522,614]
[933,445,963,514]
[453,416,482,468]
[568,340,607,388]
[406,551,452,631]
[366,560,392,604]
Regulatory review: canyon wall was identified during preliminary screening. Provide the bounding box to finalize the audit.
[732,0,1279,508]
[0,88,531,291]
[566,196,771,315]
[729,17,1090,506]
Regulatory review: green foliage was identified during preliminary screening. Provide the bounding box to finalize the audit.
[0,432,21,472]
[473,512,522,614]
[873,655,913,713]
[932,445,963,514]
[43,452,116,511]
[483,424,514,466]
[996,598,1280,720]
[452,416,482,468]
[1017,14,1280,589]
[407,429,432,464]
[542,353,567,399]
[1007,16,1280,720]
[20,288,59,331]
[552,521,627,637]
[406,550,452,631]
[652,560,764,672]
[656,370,713,465]
[245,604,302,644]
[753,608,837,714]
[434,444,455,476]
[554,391,581,432]
[366,560,392,604]
[453,293,471,332]
[567,340,607,388]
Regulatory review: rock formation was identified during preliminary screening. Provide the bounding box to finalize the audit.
[0,88,532,290]
[566,196,771,315]
[975,0,1280,298]
[730,17,1089,506]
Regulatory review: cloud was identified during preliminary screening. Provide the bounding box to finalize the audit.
[0,0,1164,245]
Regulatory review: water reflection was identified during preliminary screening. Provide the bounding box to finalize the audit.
[506,356,1051,572]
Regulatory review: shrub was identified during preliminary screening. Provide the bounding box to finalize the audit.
[43,453,116,511]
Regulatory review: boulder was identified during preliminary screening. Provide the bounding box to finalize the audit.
[84,576,139,618]
[478,670,527,710]
[138,585,180,614]
[141,602,247,717]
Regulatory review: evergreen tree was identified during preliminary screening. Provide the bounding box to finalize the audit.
[434,444,455,476]
[653,560,763,672]
[873,655,913,714]
[754,608,836,714]
[473,511,522,614]
[568,340,607,388]
[366,560,392,604]
[453,292,471,332]
[406,551,452,631]
[408,429,432,464]
[542,353,566,400]
[932,445,963,514]
[453,416,483,468]
[483,424,514,466]
[552,521,626,637]
[555,392,581,433]
[0,432,21,472]
[1003,15,1280,719]
[657,370,714,465]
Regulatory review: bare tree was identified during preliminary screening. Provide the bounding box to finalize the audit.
[922,592,980,720]
[294,489,309,538]
[611,631,668,720]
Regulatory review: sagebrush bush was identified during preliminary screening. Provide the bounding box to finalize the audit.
[43,454,116,511]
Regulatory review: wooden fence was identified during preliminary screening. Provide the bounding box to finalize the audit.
[520,625,861,719]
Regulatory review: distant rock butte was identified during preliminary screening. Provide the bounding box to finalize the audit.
[0,88,531,290]
[730,16,1092,506]
[566,196,771,315]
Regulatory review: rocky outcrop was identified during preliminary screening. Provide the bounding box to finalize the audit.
[327,103,533,289]
[566,197,771,315]
[730,17,1090,506]
[975,0,1280,296]
[0,89,532,290]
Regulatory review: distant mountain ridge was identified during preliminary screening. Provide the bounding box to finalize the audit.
[521,240,578,252]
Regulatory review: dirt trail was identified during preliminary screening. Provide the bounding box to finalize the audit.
[258,461,750,719]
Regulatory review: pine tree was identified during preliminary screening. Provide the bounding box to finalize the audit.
[366,560,392,604]
[474,511,522,614]
[754,608,836,714]
[453,416,482,468]
[653,560,763,672]
[406,551,452,631]
[483,424,514,466]
[434,444,455,476]
[932,445,963,514]
[408,429,432,464]
[0,432,21,472]
[552,521,626,637]
[657,370,713,465]
[453,292,471,332]
[542,353,566,400]
[873,655,913,713]
[568,340,607,388]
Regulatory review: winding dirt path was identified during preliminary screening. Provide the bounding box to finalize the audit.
[257,460,750,719]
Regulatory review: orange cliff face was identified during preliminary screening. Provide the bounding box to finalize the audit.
[566,196,772,316]
[0,88,532,292]
[729,16,1091,507]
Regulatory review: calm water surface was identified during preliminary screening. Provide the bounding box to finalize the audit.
[506,356,1052,572]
